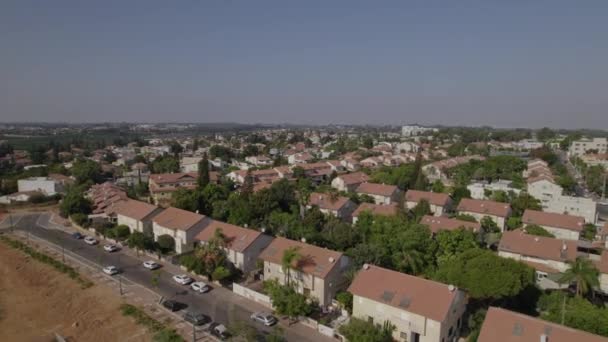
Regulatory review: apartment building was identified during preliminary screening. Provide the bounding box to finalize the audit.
[568,137,608,157]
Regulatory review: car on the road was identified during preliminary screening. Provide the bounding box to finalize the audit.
[183,311,211,326]
[103,244,120,252]
[102,265,120,275]
[84,236,98,245]
[161,299,183,312]
[72,232,84,239]
[143,261,161,270]
[172,274,194,285]
[209,323,230,340]
[250,312,277,326]
[190,281,210,293]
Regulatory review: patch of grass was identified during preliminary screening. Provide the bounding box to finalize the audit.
[119,304,184,342]
[0,234,93,289]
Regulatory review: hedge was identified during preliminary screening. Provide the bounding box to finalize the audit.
[120,304,185,342]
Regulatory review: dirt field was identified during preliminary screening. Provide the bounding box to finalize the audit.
[0,241,152,342]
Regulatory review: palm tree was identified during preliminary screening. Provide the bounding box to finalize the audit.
[559,257,599,297]
[281,247,301,286]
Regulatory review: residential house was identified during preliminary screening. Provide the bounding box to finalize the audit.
[352,203,398,224]
[340,158,360,171]
[405,190,452,216]
[498,230,577,289]
[151,207,210,254]
[17,176,66,196]
[259,237,351,306]
[245,155,273,167]
[0,191,42,204]
[288,152,313,165]
[331,172,370,192]
[422,155,485,183]
[478,307,608,342]
[195,220,273,273]
[307,193,357,220]
[522,210,585,241]
[87,182,129,220]
[149,172,218,205]
[349,264,467,342]
[356,182,400,205]
[180,157,203,173]
[420,215,481,235]
[115,199,164,236]
[456,198,511,231]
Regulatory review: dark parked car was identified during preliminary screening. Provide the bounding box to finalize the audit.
[162,300,184,312]
[72,232,83,239]
[184,311,211,326]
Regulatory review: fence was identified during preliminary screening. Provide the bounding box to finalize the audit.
[232,283,272,308]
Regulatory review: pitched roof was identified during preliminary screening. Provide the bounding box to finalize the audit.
[195,220,262,253]
[478,307,608,342]
[336,172,370,185]
[420,215,481,234]
[498,230,577,262]
[114,199,161,221]
[356,182,399,197]
[152,207,206,231]
[150,172,197,184]
[348,265,460,322]
[405,190,451,207]
[457,198,511,217]
[522,210,585,232]
[309,192,351,211]
[352,203,398,218]
[258,237,342,279]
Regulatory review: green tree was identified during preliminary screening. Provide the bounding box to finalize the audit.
[538,292,608,337]
[524,224,554,238]
[411,199,431,220]
[281,246,301,286]
[338,318,394,342]
[212,265,232,282]
[451,186,471,205]
[433,249,535,300]
[435,228,479,265]
[127,231,154,256]
[264,280,313,324]
[431,180,445,193]
[510,193,541,217]
[153,329,184,342]
[581,223,597,241]
[151,155,179,173]
[156,234,175,254]
[559,257,599,297]
[171,188,198,212]
[59,188,92,217]
[197,153,210,188]
[114,224,131,240]
[480,216,499,234]
[336,291,353,314]
[71,159,103,185]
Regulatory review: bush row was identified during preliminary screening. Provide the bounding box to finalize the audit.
[0,234,94,289]
[119,304,185,342]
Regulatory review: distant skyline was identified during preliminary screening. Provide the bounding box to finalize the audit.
[1,1,607,129]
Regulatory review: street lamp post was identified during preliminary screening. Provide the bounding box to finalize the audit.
[192,322,196,342]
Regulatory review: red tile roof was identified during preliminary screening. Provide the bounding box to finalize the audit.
[309,192,352,211]
[152,207,206,231]
[259,237,342,279]
[336,172,370,185]
[114,199,161,221]
[420,215,481,234]
[352,203,398,218]
[356,182,398,197]
[498,230,577,262]
[457,198,511,217]
[522,210,585,232]
[195,220,262,253]
[348,265,461,322]
[478,307,608,342]
[405,190,451,207]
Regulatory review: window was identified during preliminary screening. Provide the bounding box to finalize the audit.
[449,327,453,336]
[400,331,408,341]
[367,316,374,325]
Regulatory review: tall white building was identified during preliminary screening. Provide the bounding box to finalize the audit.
[401,125,437,137]
[17,177,65,196]
[568,137,607,157]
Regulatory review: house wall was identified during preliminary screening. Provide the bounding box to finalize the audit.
[497,251,570,273]
[352,291,466,342]
[18,179,61,195]
[406,201,447,217]
[524,224,580,241]
[153,218,209,254]
[599,273,608,294]
[241,234,274,273]
[459,211,508,232]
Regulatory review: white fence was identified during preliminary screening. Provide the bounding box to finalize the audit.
[232,283,272,308]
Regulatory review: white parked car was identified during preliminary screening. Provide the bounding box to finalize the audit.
[84,236,98,245]
[172,274,194,285]
[143,261,161,270]
[103,266,119,275]
[190,281,210,293]
[250,312,277,326]
[103,244,119,252]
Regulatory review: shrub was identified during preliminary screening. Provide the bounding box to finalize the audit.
[71,213,89,227]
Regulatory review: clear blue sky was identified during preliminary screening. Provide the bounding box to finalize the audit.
[1,0,607,128]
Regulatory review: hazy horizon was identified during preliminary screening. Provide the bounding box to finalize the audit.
[2,1,607,129]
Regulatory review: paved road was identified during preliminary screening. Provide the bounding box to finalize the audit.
[2,213,333,342]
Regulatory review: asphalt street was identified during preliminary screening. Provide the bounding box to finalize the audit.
[2,213,331,342]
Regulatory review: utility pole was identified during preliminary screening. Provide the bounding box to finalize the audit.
[192,322,196,342]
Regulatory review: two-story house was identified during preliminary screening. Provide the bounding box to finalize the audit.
[149,172,218,205]
[195,220,273,274]
[307,193,357,220]
[349,264,467,342]
[456,198,511,231]
[498,230,577,289]
[259,237,350,306]
[522,209,585,241]
[405,190,452,216]
[355,182,401,205]
[331,172,370,193]
[152,207,210,254]
[115,199,164,236]
[478,307,608,342]
[352,203,398,224]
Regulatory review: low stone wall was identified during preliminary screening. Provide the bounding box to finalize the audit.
[232,283,272,308]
